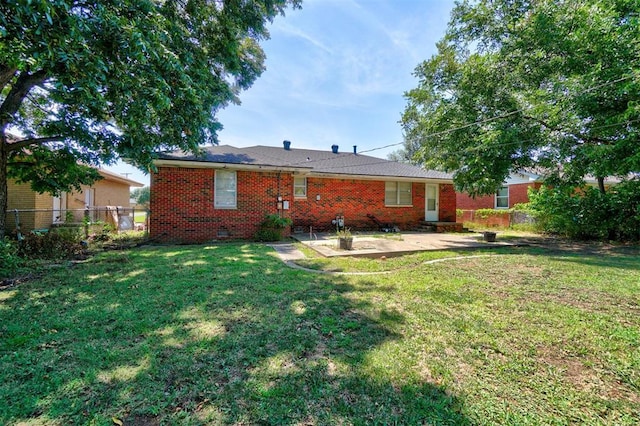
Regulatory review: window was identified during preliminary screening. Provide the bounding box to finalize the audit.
[385,181,412,206]
[294,177,307,198]
[215,170,237,209]
[495,186,509,208]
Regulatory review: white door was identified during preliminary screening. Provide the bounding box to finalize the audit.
[52,193,67,223]
[84,188,95,208]
[425,184,439,221]
[84,188,95,221]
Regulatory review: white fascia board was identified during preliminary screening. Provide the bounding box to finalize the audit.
[153,159,311,173]
[302,171,452,183]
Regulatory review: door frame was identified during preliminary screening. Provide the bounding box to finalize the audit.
[425,184,439,221]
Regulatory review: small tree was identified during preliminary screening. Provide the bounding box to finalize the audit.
[131,187,150,207]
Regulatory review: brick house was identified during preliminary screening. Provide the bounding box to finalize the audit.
[150,142,458,243]
[456,171,624,212]
[7,168,144,232]
[456,171,543,211]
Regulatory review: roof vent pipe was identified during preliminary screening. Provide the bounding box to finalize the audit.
[283,140,291,150]
[353,145,357,154]
[331,144,339,154]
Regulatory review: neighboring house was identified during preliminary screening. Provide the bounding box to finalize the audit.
[7,168,144,232]
[456,171,543,211]
[456,171,624,211]
[150,142,459,243]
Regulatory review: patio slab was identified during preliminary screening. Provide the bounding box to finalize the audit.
[292,231,519,258]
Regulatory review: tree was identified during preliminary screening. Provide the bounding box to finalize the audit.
[0,0,300,237]
[131,186,150,207]
[401,0,639,197]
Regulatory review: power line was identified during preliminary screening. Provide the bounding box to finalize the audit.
[348,74,638,157]
[272,74,638,170]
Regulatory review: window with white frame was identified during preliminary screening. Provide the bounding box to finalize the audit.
[385,181,412,206]
[294,176,307,198]
[495,186,509,208]
[214,170,237,209]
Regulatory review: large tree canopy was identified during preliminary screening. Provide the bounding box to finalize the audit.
[401,0,639,196]
[0,0,299,236]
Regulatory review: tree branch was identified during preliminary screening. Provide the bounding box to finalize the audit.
[522,114,612,145]
[0,69,49,128]
[6,136,65,152]
[0,65,18,93]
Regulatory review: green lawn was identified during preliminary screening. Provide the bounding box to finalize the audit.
[1,243,639,425]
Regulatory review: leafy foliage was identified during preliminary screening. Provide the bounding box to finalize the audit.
[528,180,640,241]
[254,214,292,241]
[401,0,640,196]
[130,186,150,206]
[0,0,300,236]
[17,227,85,259]
[0,237,22,277]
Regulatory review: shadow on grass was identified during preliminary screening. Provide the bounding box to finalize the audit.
[0,243,468,424]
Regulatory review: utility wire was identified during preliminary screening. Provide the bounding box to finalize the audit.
[277,74,637,168]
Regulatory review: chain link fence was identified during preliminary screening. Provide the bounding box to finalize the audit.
[6,207,149,238]
[456,209,536,228]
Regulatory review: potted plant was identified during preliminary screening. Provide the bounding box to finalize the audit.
[482,231,497,242]
[337,228,353,250]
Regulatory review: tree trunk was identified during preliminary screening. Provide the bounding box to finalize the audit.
[597,176,606,194]
[0,133,7,239]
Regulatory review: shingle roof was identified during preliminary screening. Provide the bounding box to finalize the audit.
[156,145,452,180]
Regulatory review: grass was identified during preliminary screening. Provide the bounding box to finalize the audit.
[1,242,639,424]
[133,210,148,223]
[295,243,492,273]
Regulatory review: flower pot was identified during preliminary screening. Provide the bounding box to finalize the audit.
[338,237,353,250]
[483,231,497,242]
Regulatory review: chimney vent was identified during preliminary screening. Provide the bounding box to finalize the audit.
[283,140,291,150]
[331,144,339,154]
[353,145,357,154]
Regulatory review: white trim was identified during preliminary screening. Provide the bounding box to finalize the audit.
[495,186,509,209]
[154,159,309,173]
[425,184,439,221]
[293,176,307,198]
[214,170,237,209]
[385,181,412,206]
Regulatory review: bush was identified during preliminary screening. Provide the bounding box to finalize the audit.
[528,181,640,241]
[18,228,86,260]
[0,238,23,278]
[261,214,293,229]
[254,214,293,242]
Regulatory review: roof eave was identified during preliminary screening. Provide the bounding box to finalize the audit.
[304,171,452,183]
[153,158,312,173]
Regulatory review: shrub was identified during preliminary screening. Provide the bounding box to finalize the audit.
[18,228,86,260]
[261,214,293,229]
[254,214,292,242]
[0,238,23,278]
[528,181,640,241]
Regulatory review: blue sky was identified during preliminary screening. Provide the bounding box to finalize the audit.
[107,0,456,185]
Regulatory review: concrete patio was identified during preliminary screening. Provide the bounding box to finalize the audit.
[291,231,519,258]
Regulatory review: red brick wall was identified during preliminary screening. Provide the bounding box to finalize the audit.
[150,166,457,243]
[456,192,495,210]
[150,167,293,243]
[292,178,429,231]
[509,182,541,206]
[438,183,457,222]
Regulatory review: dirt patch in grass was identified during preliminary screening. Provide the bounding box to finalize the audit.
[536,345,640,405]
